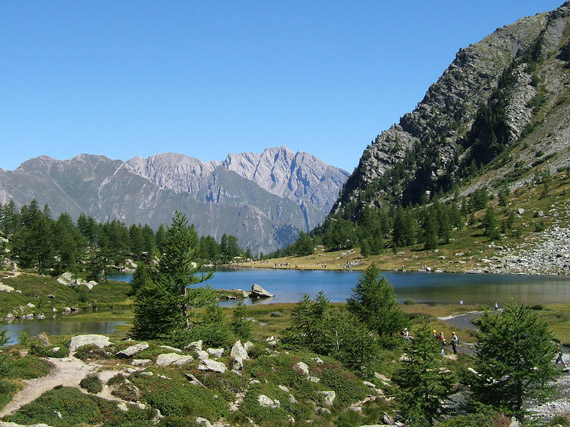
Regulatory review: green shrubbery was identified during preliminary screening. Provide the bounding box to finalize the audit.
[6,355,52,379]
[79,374,103,394]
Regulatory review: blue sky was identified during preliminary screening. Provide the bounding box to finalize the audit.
[1,1,563,172]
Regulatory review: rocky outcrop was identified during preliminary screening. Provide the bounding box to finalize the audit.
[249,284,274,298]
[332,2,570,217]
[57,272,98,290]
[155,353,194,367]
[116,342,149,358]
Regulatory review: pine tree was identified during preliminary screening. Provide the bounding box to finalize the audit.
[347,264,406,338]
[231,301,252,340]
[393,320,454,425]
[470,301,558,418]
[132,211,212,340]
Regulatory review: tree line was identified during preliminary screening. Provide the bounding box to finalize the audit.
[0,200,249,279]
[275,186,520,257]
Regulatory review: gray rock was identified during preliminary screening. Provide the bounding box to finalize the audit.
[69,334,111,352]
[196,350,209,361]
[116,342,149,358]
[185,340,203,352]
[198,359,227,373]
[195,417,213,427]
[0,283,14,293]
[292,361,309,375]
[185,373,206,388]
[318,391,336,407]
[132,359,152,366]
[258,394,280,408]
[231,340,249,367]
[207,348,224,358]
[250,283,274,298]
[156,353,194,367]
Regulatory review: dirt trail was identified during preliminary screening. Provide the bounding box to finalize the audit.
[0,357,102,418]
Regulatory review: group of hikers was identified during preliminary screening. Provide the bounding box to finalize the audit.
[400,328,460,355]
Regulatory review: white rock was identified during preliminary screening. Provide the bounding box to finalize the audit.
[196,350,209,361]
[155,353,194,367]
[207,348,224,358]
[318,391,336,407]
[0,283,14,293]
[132,359,152,366]
[292,361,309,375]
[116,342,149,358]
[258,394,280,408]
[69,334,111,352]
[160,345,182,353]
[196,417,213,427]
[185,340,203,352]
[198,359,227,373]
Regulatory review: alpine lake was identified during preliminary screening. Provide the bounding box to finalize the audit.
[5,268,570,344]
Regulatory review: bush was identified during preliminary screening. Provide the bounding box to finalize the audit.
[80,374,103,394]
[30,345,69,358]
[74,344,110,361]
[6,355,52,379]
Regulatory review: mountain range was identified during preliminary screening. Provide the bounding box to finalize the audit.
[0,147,349,254]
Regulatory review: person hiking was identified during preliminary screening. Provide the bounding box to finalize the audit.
[438,332,446,356]
[555,344,568,368]
[451,332,459,354]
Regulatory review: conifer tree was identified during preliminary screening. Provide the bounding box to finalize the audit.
[347,264,406,338]
[393,320,454,425]
[470,301,558,418]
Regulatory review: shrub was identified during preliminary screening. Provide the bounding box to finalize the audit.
[80,374,103,394]
[74,344,110,361]
[6,355,52,379]
[30,345,69,358]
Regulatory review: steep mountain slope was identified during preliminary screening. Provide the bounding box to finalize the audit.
[334,1,570,218]
[0,149,347,254]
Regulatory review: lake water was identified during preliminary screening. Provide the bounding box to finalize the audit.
[5,269,570,345]
[111,269,570,306]
[3,318,125,346]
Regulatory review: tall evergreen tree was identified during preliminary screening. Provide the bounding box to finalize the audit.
[347,264,406,338]
[470,301,558,418]
[393,320,454,425]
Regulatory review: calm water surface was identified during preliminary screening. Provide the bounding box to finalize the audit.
[112,269,570,306]
[5,269,570,344]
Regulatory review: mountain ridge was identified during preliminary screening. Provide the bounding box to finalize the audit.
[0,147,348,254]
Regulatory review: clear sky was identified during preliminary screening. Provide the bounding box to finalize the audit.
[1,1,563,172]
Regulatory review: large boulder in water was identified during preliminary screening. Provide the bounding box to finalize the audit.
[250,283,274,298]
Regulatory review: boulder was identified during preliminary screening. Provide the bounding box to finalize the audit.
[207,348,224,358]
[116,342,149,358]
[160,345,182,353]
[185,373,206,388]
[231,340,249,361]
[69,334,111,352]
[156,353,194,367]
[292,362,309,376]
[185,340,203,352]
[198,359,227,373]
[0,283,14,293]
[250,283,274,298]
[318,391,336,407]
[258,394,280,408]
[196,417,213,427]
[132,359,152,366]
[196,350,209,361]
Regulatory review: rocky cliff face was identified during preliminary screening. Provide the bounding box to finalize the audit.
[334,1,570,217]
[0,148,348,254]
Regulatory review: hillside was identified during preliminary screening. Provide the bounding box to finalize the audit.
[0,148,348,254]
[333,1,570,218]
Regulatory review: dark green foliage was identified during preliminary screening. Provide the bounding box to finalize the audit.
[4,386,155,426]
[190,305,233,348]
[132,212,213,340]
[73,344,110,361]
[80,374,103,394]
[0,380,18,410]
[482,207,500,240]
[131,370,228,420]
[470,301,558,418]
[347,264,406,338]
[392,320,454,425]
[231,300,252,340]
[6,355,52,379]
[0,324,8,377]
[469,187,489,212]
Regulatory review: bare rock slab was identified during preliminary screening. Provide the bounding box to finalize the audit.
[69,334,111,353]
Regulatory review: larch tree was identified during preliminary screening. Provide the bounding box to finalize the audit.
[132,211,212,340]
[470,300,558,418]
